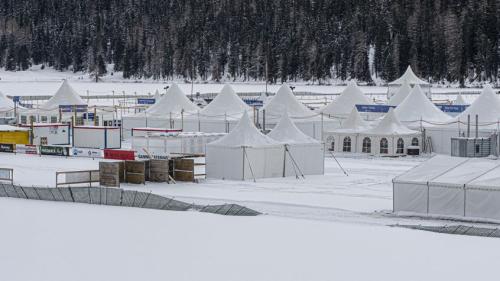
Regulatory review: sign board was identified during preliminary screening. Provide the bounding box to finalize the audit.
[435,104,469,113]
[99,162,121,187]
[243,99,264,107]
[71,147,103,158]
[355,104,396,113]
[13,96,21,103]
[0,143,15,153]
[137,98,156,105]
[59,104,88,113]
[40,145,69,156]
[15,144,37,154]
[137,151,168,160]
[104,149,135,160]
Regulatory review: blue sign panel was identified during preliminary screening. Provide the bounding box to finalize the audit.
[243,99,264,107]
[435,104,469,113]
[137,98,156,105]
[59,104,88,112]
[83,113,95,120]
[13,96,21,103]
[356,104,396,113]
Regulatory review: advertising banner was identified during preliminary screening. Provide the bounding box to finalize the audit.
[15,144,38,154]
[70,147,103,158]
[40,146,70,156]
[104,149,135,160]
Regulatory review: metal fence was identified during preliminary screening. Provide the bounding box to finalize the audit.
[0,183,260,216]
[395,224,500,238]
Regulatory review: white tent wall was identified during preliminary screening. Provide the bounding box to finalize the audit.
[423,125,495,155]
[205,146,244,180]
[243,146,285,180]
[326,133,420,156]
[284,144,325,177]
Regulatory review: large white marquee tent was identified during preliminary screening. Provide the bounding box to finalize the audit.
[320,81,373,117]
[388,65,430,98]
[394,155,500,221]
[206,112,284,181]
[268,113,325,177]
[387,79,411,106]
[0,91,16,118]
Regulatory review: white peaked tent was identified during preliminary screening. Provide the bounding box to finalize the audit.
[268,112,325,177]
[263,84,316,120]
[206,112,284,180]
[183,84,252,133]
[323,108,370,153]
[388,66,430,98]
[40,80,86,111]
[394,85,451,125]
[0,91,16,117]
[122,83,199,137]
[358,109,421,156]
[453,93,467,105]
[321,81,373,116]
[387,79,412,106]
[146,83,198,116]
[456,85,500,127]
[261,84,325,139]
[153,90,161,102]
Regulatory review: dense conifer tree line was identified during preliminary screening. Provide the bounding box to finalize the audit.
[0,0,498,85]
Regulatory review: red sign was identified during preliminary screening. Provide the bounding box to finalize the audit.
[103,149,135,160]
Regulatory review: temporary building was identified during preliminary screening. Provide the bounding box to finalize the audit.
[183,84,252,133]
[20,123,70,145]
[206,112,284,180]
[73,126,121,149]
[388,66,430,98]
[0,125,30,145]
[320,81,373,116]
[122,83,199,137]
[387,80,412,106]
[268,112,325,177]
[260,84,327,139]
[323,107,370,153]
[357,109,421,156]
[394,85,451,125]
[393,155,500,221]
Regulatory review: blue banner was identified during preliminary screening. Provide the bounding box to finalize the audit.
[59,104,88,112]
[356,104,396,113]
[137,98,156,105]
[435,104,469,113]
[13,96,21,103]
[243,99,263,107]
[83,113,95,120]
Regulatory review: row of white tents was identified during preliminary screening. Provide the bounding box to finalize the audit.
[206,112,324,180]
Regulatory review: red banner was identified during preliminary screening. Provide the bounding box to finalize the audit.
[103,149,135,160]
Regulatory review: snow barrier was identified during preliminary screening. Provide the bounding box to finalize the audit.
[396,224,500,238]
[0,183,260,216]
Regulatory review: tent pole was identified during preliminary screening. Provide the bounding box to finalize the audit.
[285,144,304,179]
[329,150,348,176]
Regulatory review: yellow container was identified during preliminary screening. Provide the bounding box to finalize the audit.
[0,131,30,145]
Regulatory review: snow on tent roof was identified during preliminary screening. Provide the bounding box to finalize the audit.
[394,85,451,123]
[263,84,316,118]
[146,83,198,116]
[267,112,319,144]
[320,81,373,116]
[453,93,467,105]
[40,80,86,110]
[430,158,500,187]
[394,155,468,183]
[468,164,500,190]
[388,65,429,86]
[388,79,412,106]
[0,91,15,111]
[200,84,250,118]
[456,85,500,123]
[363,108,418,135]
[208,111,280,148]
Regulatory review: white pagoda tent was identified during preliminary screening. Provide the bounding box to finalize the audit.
[453,93,468,105]
[388,66,430,98]
[387,79,412,106]
[394,85,451,126]
[261,84,326,139]
[268,112,324,177]
[456,85,500,128]
[323,108,370,153]
[357,109,421,156]
[183,84,252,133]
[206,112,284,180]
[21,80,87,124]
[320,81,373,117]
[122,83,199,137]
